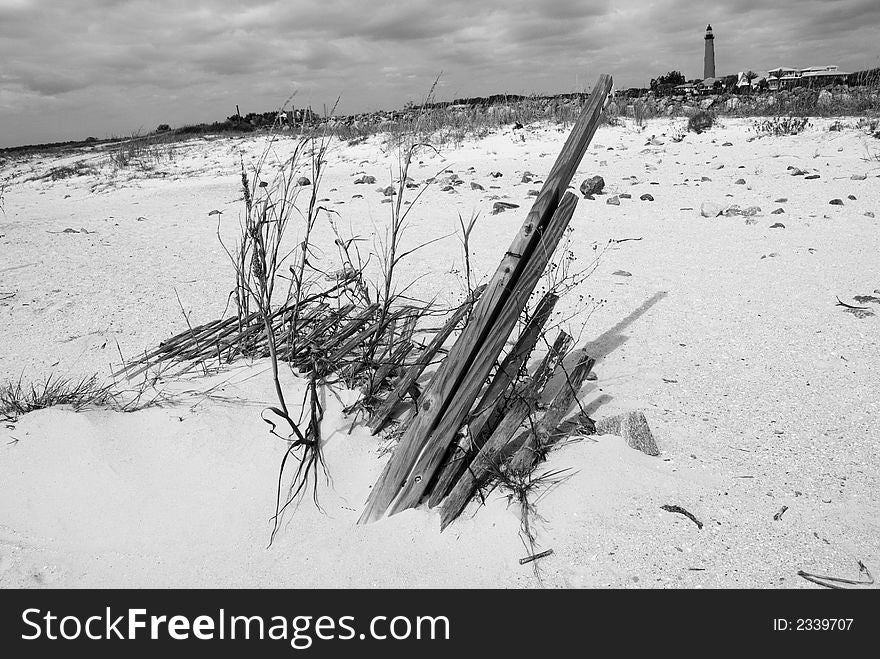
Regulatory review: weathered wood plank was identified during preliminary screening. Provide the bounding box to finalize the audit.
[387,194,578,516]
[427,291,559,507]
[506,350,595,473]
[359,74,612,523]
[438,331,573,528]
[366,284,486,434]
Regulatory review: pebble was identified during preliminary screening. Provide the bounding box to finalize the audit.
[829,199,844,205]
[492,201,519,214]
[805,174,820,180]
[640,193,654,201]
[606,196,620,206]
[580,175,605,197]
[700,201,723,218]
[770,222,785,228]
[470,182,484,191]
[772,208,785,214]
[296,176,311,186]
[735,178,746,185]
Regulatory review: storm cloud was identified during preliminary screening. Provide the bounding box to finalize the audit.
[1,0,877,146]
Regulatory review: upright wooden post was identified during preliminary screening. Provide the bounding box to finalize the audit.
[359,74,612,524]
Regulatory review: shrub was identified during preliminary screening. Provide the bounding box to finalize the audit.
[687,110,714,133]
[752,115,811,137]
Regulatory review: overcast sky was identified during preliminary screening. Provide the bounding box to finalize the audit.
[1,0,878,148]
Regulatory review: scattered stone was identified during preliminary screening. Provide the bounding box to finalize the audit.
[612,270,632,277]
[354,175,376,185]
[866,211,875,218]
[470,182,484,191]
[490,171,503,178]
[521,171,534,183]
[296,176,311,186]
[351,194,363,199]
[580,175,605,197]
[851,173,867,180]
[640,193,654,201]
[381,185,396,197]
[606,195,620,206]
[440,185,456,192]
[619,192,632,199]
[492,201,520,214]
[722,142,733,147]
[848,195,857,200]
[527,190,539,197]
[594,411,660,456]
[774,198,788,203]
[829,198,844,205]
[787,166,805,176]
[804,174,820,180]
[700,176,711,182]
[772,208,785,214]
[744,217,759,225]
[770,222,785,228]
[735,178,746,185]
[701,201,723,218]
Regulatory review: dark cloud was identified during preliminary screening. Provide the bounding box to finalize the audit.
[1,0,877,146]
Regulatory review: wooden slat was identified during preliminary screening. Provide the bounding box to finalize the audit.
[366,284,486,434]
[386,193,578,516]
[507,350,595,473]
[427,291,559,507]
[438,331,573,529]
[359,74,611,523]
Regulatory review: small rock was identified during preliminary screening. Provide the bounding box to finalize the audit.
[490,171,503,178]
[700,201,723,218]
[619,193,632,199]
[851,173,867,180]
[774,198,788,203]
[612,270,632,277]
[805,174,820,180]
[580,175,605,197]
[829,198,844,205]
[700,176,711,182]
[381,185,396,196]
[440,185,456,192]
[735,178,746,185]
[521,172,534,183]
[744,217,759,225]
[847,195,857,200]
[866,211,875,218]
[470,182,484,191]
[770,222,785,228]
[492,201,519,214]
[606,195,620,206]
[787,166,805,176]
[353,175,376,185]
[772,208,785,214]
[722,142,733,147]
[594,411,660,456]
[296,176,311,186]
[639,193,654,201]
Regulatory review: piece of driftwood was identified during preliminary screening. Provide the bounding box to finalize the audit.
[506,350,595,473]
[439,332,573,529]
[360,74,612,523]
[519,549,553,565]
[388,196,579,518]
[660,504,703,529]
[367,285,485,434]
[428,292,559,506]
[594,410,660,456]
[797,561,874,589]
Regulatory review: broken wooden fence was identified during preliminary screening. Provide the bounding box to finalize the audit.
[360,73,613,525]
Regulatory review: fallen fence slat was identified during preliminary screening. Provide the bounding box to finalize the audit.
[360,73,611,523]
[427,291,559,507]
[366,284,486,435]
[439,331,573,529]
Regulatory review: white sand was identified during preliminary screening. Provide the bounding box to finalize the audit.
[1,117,878,588]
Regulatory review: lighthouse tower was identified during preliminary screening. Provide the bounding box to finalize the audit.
[704,24,716,79]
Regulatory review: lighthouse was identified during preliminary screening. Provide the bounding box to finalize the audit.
[704,24,716,79]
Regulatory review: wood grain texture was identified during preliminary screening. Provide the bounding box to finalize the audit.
[359,74,612,523]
